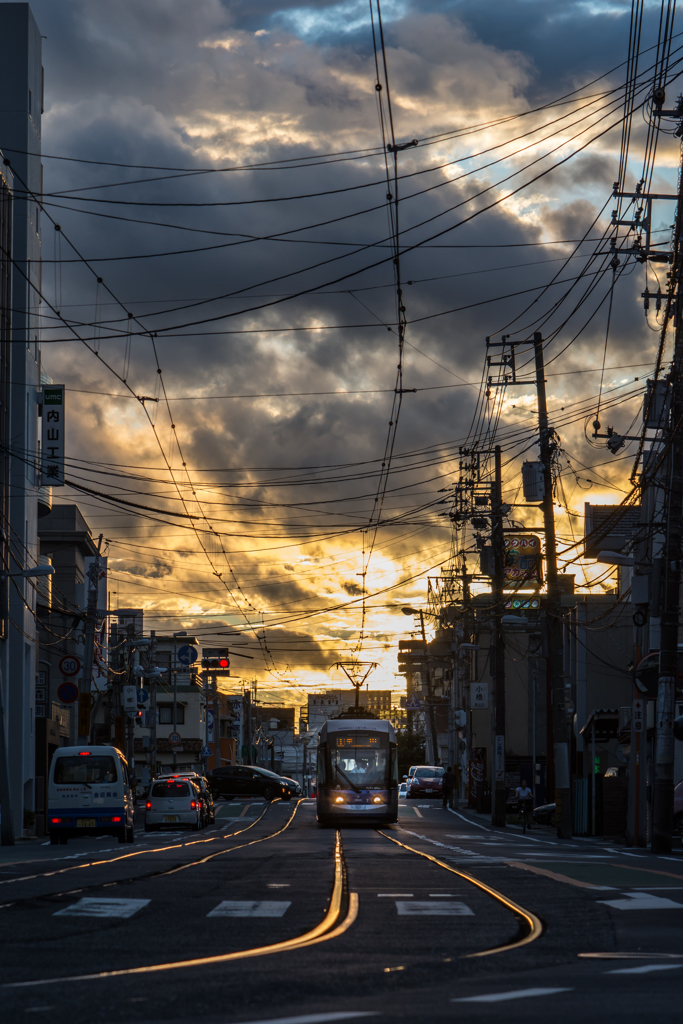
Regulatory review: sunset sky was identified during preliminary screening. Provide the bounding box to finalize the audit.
[24,0,674,704]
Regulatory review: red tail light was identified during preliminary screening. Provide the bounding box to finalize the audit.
[190,800,196,809]
[146,802,151,809]
[111,816,122,822]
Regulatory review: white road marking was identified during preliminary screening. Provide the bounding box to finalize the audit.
[207,900,291,917]
[267,883,290,888]
[429,893,456,897]
[378,893,413,897]
[413,808,423,818]
[228,1014,377,1024]
[452,988,573,1003]
[54,897,150,919]
[606,964,683,975]
[396,900,473,916]
[598,892,683,910]
[447,809,490,831]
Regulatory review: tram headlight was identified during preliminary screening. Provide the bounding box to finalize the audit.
[373,796,382,804]
[335,796,344,803]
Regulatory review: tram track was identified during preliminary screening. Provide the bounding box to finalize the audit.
[4,827,354,989]
[0,799,299,909]
[377,828,543,957]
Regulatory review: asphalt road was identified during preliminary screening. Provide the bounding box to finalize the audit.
[1,798,682,1024]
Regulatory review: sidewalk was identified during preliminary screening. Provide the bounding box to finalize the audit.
[449,803,683,852]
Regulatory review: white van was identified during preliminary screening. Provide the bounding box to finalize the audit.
[48,745,135,845]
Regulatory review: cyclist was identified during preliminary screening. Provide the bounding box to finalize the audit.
[515,780,534,831]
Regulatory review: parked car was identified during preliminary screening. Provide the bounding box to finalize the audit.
[280,776,301,798]
[168,774,216,825]
[399,782,407,798]
[145,778,203,831]
[532,802,557,826]
[206,765,290,802]
[406,766,444,799]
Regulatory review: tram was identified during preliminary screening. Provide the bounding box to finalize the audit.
[316,716,399,825]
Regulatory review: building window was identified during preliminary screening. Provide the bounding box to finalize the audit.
[158,704,184,725]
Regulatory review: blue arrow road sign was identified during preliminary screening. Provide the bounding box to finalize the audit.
[177,644,198,666]
[136,688,149,703]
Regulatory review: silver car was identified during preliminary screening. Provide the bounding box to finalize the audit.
[145,779,202,831]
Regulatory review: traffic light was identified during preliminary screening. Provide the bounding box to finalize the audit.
[201,648,231,673]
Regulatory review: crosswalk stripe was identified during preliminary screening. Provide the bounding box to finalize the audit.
[207,900,291,918]
[54,897,150,919]
[395,900,473,916]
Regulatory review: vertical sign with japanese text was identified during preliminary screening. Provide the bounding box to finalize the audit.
[633,698,644,733]
[470,682,489,709]
[41,385,65,485]
[494,734,505,782]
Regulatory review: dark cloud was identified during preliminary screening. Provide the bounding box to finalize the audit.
[8,0,652,685]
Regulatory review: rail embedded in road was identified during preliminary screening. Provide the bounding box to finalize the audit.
[4,826,357,988]
[376,829,543,957]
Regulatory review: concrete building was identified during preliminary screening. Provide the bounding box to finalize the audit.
[0,3,43,840]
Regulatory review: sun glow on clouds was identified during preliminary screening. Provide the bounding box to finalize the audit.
[37,0,646,691]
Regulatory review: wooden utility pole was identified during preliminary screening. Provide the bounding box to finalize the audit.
[533,333,572,839]
[77,534,104,744]
[491,445,507,826]
[652,170,683,854]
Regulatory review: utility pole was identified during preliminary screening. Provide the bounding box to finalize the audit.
[491,445,507,827]
[148,631,157,781]
[213,679,220,770]
[410,610,439,764]
[171,630,187,769]
[652,173,683,853]
[244,688,252,765]
[77,534,103,744]
[533,333,571,839]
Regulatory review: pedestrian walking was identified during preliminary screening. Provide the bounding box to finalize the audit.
[442,766,456,808]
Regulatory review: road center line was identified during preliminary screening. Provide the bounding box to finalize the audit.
[452,987,572,1003]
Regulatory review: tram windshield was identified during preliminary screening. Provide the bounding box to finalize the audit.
[330,731,388,789]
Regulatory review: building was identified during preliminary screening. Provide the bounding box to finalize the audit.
[37,504,99,738]
[0,3,44,840]
[131,633,205,784]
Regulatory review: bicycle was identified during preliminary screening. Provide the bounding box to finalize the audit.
[519,799,533,833]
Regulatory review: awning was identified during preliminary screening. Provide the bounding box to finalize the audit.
[580,708,620,742]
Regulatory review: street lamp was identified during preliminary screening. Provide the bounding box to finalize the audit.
[172,631,188,768]
[597,550,634,566]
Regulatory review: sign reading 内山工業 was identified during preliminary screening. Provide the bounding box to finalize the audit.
[41,385,65,486]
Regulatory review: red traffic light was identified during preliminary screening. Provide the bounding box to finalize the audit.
[219,657,229,668]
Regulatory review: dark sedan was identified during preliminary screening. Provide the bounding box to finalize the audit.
[280,776,302,797]
[206,765,291,802]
